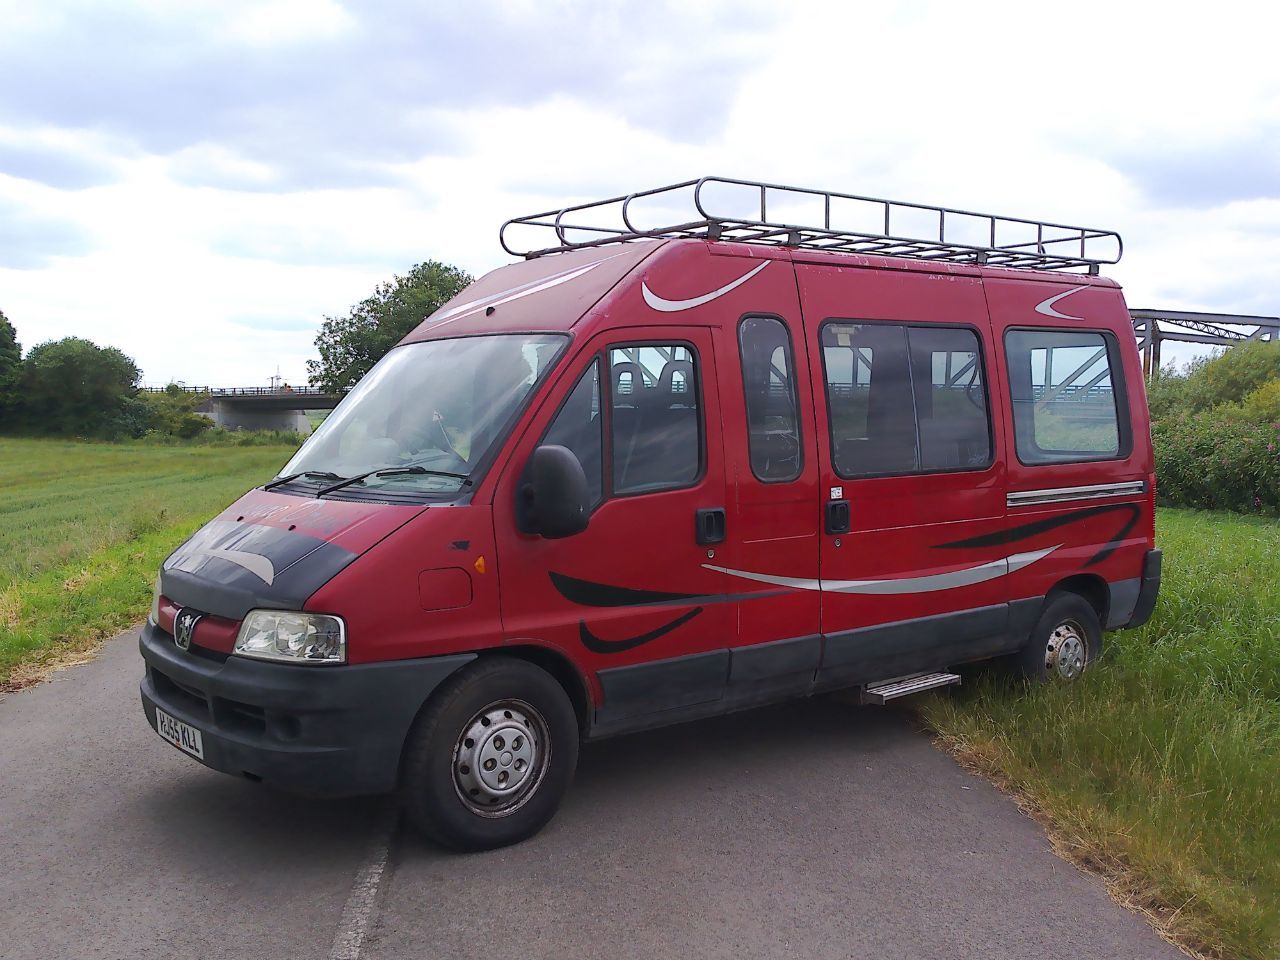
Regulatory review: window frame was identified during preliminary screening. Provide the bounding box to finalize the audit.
[818,317,996,481]
[737,313,804,484]
[605,338,707,499]
[534,354,606,512]
[1003,326,1133,467]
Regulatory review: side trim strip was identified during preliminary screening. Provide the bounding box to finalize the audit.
[1007,480,1146,508]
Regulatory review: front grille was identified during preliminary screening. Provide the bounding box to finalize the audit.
[151,668,210,718]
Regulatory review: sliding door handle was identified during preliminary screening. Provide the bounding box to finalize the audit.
[825,500,850,535]
[696,507,726,545]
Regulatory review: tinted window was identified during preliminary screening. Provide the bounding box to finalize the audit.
[610,345,701,494]
[822,323,917,476]
[739,316,802,482]
[543,360,603,506]
[1005,330,1123,464]
[910,326,992,471]
[822,322,993,478]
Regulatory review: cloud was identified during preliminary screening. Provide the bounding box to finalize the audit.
[0,195,93,268]
[0,0,780,191]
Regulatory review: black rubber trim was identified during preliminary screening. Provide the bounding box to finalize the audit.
[595,649,729,723]
[1125,549,1162,629]
[138,622,474,797]
[729,633,821,684]
[1106,578,1141,629]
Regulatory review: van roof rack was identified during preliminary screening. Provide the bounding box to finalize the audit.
[500,176,1122,274]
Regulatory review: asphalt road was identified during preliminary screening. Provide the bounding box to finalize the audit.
[0,629,1184,960]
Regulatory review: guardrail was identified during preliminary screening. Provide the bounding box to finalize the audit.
[140,386,336,398]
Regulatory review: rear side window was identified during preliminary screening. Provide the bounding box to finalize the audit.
[543,360,603,506]
[609,345,702,494]
[1005,330,1126,464]
[910,326,992,472]
[821,322,992,478]
[738,316,803,482]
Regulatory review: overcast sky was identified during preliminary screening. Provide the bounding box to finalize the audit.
[1,0,1277,386]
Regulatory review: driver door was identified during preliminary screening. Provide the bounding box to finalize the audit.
[493,327,735,730]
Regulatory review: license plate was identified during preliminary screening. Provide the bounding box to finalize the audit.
[155,706,205,759]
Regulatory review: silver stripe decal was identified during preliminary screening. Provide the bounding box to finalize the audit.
[174,548,276,585]
[641,260,770,312]
[702,545,1058,596]
[1033,284,1091,321]
[1007,481,1145,508]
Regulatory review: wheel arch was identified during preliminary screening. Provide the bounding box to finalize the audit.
[476,644,593,738]
[1046,573,1110,626]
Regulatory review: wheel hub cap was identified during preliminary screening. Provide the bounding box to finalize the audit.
[453,700,548,816]
[1046,621,1087,680]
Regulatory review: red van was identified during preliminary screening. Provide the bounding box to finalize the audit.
[140,177,1161,850]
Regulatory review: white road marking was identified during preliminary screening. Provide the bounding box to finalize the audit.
[329,806,399,960]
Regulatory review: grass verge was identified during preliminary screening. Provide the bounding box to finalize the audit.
[0,437,296,688]
[920,508,1280,960]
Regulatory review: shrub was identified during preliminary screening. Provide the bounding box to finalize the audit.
[1153,410,1280,514]
[1242,380,1280,425]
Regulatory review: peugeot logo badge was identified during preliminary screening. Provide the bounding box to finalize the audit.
[174,608,202,652]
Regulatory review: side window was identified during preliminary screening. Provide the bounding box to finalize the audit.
[822,323,917,476]
[543,360,603,506]
[909,326,992,471]
[739,316,803,482]
[1005,330,1125,464]
[609,345,702,494]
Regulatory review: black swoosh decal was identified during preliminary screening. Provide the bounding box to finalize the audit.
[549,571,784,608]
[579,608,704,654]
[934,502,1141,567]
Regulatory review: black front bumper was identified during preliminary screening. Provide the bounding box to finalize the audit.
[139,622,474,797]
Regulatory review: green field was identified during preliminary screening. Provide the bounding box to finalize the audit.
[1,438,1275,955]
[924,509,1280,960]
[0,437,297,687]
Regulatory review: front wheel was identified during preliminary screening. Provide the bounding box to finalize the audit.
[400,658,579,851]
[1016,593,1100,683]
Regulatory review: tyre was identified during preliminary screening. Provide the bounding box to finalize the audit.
[400,657,579,851]
[1015,592,1101,683]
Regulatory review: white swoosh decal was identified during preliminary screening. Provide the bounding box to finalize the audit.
[184,548,276,585]
[702,545,1058,595]
[430,253,622,328]
[642,261,770,312]
[1034,285,1091,321]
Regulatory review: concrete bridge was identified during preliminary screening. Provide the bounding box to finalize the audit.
[141,385,339,434]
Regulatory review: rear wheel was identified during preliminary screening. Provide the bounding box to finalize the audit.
[1016,593,1100,683]
[400,657,579,851]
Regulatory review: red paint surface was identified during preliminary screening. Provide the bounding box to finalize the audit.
[168,239,1155,705]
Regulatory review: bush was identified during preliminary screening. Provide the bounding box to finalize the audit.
[1154,410,1280,514]
[1177,341,1280,413]
[1242,380,1280,424]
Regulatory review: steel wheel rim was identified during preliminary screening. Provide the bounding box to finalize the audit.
[1046,619,1087,681]
[452,699,551,818]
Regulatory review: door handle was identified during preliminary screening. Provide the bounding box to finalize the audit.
[825,500,850,535]
[696,507,726,545]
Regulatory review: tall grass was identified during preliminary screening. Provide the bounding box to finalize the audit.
[0,437,298,685]
[922,509,1280,959]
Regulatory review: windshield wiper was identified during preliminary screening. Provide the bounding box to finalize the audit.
[315,465,472,498]
[263,470,342,491]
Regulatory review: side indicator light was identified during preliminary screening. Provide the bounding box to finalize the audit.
[474,555,487,575]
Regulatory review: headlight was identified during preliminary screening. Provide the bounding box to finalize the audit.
[149,575,162,625]
[233,610,346,665]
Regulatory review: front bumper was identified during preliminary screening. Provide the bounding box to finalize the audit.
[139,621,474,797]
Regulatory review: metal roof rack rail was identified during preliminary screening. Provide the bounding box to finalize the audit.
[500,176,1122,274]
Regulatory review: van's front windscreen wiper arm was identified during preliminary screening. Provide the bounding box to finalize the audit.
[314,466,473,498]
[262,471,342,491]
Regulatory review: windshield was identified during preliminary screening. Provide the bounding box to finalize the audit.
[280,334,567,497]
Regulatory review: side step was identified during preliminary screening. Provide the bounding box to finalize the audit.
[862,672,961,705]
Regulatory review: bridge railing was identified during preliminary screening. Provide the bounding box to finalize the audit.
[140,385,336,398]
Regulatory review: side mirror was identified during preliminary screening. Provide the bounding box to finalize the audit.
[520,445,590,539]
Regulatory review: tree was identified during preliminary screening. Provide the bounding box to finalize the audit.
[0,310,20,424]
[307,260,473,394]
[18,337,141,437]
